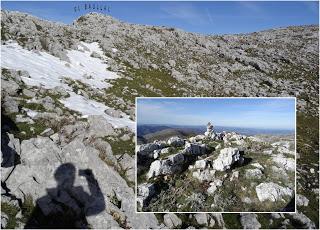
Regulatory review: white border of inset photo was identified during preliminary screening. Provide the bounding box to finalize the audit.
[135,97,297,214]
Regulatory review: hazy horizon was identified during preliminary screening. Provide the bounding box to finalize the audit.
[137,123,295,131]
[137,98,296,130]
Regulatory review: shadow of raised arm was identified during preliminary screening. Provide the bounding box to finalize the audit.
[79,169,106,216]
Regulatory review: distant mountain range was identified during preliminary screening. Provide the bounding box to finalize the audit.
[137,124,295,144]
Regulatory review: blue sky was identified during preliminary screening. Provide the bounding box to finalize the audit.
[1,1,318,34]
[137,98,296,130]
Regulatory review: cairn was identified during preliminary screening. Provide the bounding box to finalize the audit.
[205,122,215,139]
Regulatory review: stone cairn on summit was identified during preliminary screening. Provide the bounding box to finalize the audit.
[205,122,215,139]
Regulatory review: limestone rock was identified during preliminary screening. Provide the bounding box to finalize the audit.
[296,194,309,207]
[245,168,263,179]
[1,213,8,229]
[4,137,159,229]
[137,183,156,208]
[194,213,208,226]
[146,152,184,179]
[255,182,293,202]
[184,142,207,155]
[240,213,261,229]
[272,155,295,171]
[287,212,316,229]
[167,136,184,147]
[212,147,243,171]
[207,179,223,194]
[163,213,182,228]
[87,115,115,137]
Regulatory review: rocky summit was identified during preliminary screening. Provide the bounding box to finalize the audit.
[137,123,295,212]
[1,10,319,229]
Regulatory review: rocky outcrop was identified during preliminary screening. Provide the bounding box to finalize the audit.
[167,136,185,147]
[2,130,158,229]
[255,182,293,202]
[137,183,156,209]
[146,152,185,179]
[163,213,182,228]
[240,213,261,229]
[184,142,208,155]
[212,147,244,171]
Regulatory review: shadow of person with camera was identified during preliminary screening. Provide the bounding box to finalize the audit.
[25,163,105,228]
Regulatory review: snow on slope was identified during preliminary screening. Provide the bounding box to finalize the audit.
[1,41,117,89]
[61,92,135,130]
[1,41,135,130]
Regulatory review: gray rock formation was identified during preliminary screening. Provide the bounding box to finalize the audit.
[184,142,207,155]
[163,213,182,228]
[240,213,261,229]
[167,136,185,147]
[255,182,293,202]
[147,152,185,179]
[212,147,243,171]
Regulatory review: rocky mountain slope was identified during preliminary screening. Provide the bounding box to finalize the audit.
[1,10,319,229]
[137,123,296,212]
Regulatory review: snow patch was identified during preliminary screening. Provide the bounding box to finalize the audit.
[60,92,134,130]
[1,41,134,130]
[1,42,116,89]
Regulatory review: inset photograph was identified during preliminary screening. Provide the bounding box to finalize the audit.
[136,97,296,212]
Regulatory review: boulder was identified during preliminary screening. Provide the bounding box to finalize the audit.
[192,169,215,182]
[138,183,156,198]
[207,179,223,194]
[167,136,184,147]
[118,153,135,182]
[194,213,208,226]
[194,159,207,169]
[277,146,295,156]
[255,182,293,202]
[137,183,156,208]
[245,168,263,179]
[104,108,123,118]
[163,213,182,228]
[230,171,239,181]
[287,212,316,229]
[240,213,261,229]
[272,155,295,171]
[212,147,243,171]
[2,96,19,113]
[87,115,115,137]
[1,213,8,229]
[296,194,309,207]
[40,96,55,111]
[52,86,69,97]
[1,79,20,96]
[146,153,184,179]
[137,143,161,158]
[210,214,225,228]
[263,149,273,155]
[189,135,205,143]
[184,142,207,155]
[40,128,54,137]
[251,162,264,170]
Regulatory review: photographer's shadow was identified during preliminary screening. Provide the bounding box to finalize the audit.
[25,163,105,228]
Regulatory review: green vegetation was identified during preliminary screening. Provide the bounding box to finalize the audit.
[223,214,241,229]
[21,195,35,223]
[1,202,21,229]
[104,65,190,106]
[297,113,319,164]
[102,130,134,156]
